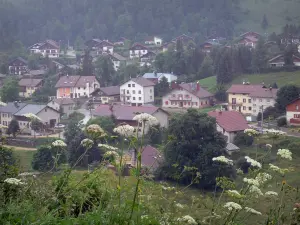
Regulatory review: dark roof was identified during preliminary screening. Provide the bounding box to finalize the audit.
[130,77,155,87]
[9,57,28,65]
[226,84,278,98]
[45,39,60,49]
[208,111,249,132]
[14,104,59,116]
[179,83,213,98]
[269,54,300,62]
[129,43,148,50]
[55,76,80,88]
[0,102,27,113]
[99,86,120,96]
[23,69,47,76]
[106,52,126,61]
[18,79,43,87]
[96,40,114,47]
[52,98,75,105]
[75,76,98,87]
[141,145,162,168]
[140,51,156,58]
[240,31,261,38]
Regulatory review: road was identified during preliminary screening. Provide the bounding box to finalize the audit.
[77,108,92,125]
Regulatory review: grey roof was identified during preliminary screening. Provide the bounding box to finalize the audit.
[131,77,155,87]
[143,72,177,79]
[67,64,80,70]
[52,98,75,105]
[226,143,240,151]
[23,70,47,76]
[0,102,27,114]
[109,53,126,61]
[99,86,120,96]
[18,79,43,87]
[14,104,47,116]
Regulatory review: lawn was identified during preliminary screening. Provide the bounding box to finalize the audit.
[199,71,300,93]
[13,149,36,172]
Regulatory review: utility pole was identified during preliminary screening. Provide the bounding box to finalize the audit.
[261,105,264,134]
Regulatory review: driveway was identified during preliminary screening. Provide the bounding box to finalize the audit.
[77,108,92,125]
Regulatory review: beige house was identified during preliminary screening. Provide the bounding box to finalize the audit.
[91,86,120,104]
[0,102,27,129]
[47,98,76,116]
[18,78,43,98]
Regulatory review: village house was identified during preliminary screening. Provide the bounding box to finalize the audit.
[85,39,102,50]
[286,98,300,125]
[95,40,114,54]
[238,31,261,48]
[162,82,213,109]
[208,110,249,143]
[143,72,178,84]
[47,98,76,117]
[144,36,162,46]
[129,43,149,59]
[23,69,48,79]
[55,75,100,99]
[114,37,128,46]
[161,41,175,52]
[13,104,60,134]
[200,40,221,53]
[268,54,300,67]
[0,102,27,127]
[29,39,60,58]
[226,83,278,117]
[90,86,120,104]
[140,51,156,67]
[104,52,126,71]
[18,78,43,98]
[120,77,155,106]
[172,34,195,44]
[8,57,28,75]
[92,104,169,130]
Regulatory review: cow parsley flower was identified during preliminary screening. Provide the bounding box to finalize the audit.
[81,138,94,149]
[256,173,272,185]
[269,164,289,175]
[0,101,7,106]
[249,185,263,197]
[277,149,292,160]
[175,203,185,209]
[4,178,25,186]
[103,151,119,159]
[265,191,278,197]
[264,129,286,136]
[212,156,233,165]
[113,124,135,137]
[244,128,259,136]
[98,144,118,151]
[86,124,106,138]
[177,215,197,225]
[161,186,175,191]
[23,113,42,121]
[0,124,8,129]
[243,178,259,187]
[133,113,158,126]
[227,190,242,198]
[245,156,262,168]
[245,207,262,215]
[52,140,67,147]
[224,202,242,211]
[266,144,272,149]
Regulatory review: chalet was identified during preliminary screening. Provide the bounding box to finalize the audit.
[162,82,213,109]
[172,34,194,44]
[238,32,261,48]
[286,98,300,126]
[140,51,156,67]
[29,40,60,58]
[105,53,126,71]
[161,41,175,52]
[95,40,114,54]
[144,36,162,46]
[85,39,102,49]
[129,43,149,59]
[8,57,28,75]
[200,41,221,53]
[47,98,75,116]
[90,86,120,104]
[208,110,249,143]
[268,54,300,67]
[143,72,178,84]
[18,78,43,98]
[114,37,128,46]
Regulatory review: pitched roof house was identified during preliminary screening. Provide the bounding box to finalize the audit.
[129,43,149,59]
[208,110,249,143]
[200,40,221,53]
[143,72,178,84]
[140,51,156,67]
[47,98,75,116]
[269,54,300,67]
[8,57,28,75]
[18,78,43,98]
[162,82,213,109]
[238,32,261,48]
[131,145,162,171]
[29,39,60,58]
[0,102,27,127]
[286,98,300,125]
[144,36,162,46]
[91,86,120,104]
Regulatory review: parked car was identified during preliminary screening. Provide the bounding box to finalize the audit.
[54,124,65,129]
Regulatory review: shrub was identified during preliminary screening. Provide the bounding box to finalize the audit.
[277,117,287,127]
[234,132,254,146]
[287,142,300,157]
[0,146,18,181]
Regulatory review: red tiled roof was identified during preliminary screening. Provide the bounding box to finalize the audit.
[131,77,155,87]
[226,84,278,98]
[141,145,162,168]
[18,78,42,87]
[179,83,213,98]
[208,111,249,132]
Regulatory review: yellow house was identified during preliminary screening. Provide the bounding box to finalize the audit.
[91,86,120,104]
[18,78,43,98]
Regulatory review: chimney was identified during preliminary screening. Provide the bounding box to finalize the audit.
[196,81,200,91]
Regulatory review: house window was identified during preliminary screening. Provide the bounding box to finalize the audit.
[150,96,152,99]
[253,104,256,107]
[248,99,252,103]
[128,84,131,87]
[45,108,47,112]
[243,99,246,103]
[243,106,246,110]
[139,97,141,100]
[78,87,80,90]
[195,102,198,106]
[132,84,135,87]
[259,99,262,102]
[127,90,129,94]
[133,97,136,100]
[248,107,252,110]
[232,98,236,104]
[132,90,136,94]
[253,98,256,101]
[150,89,152,93]
[165,101,168,105]
[188,102,190,106]
[172,94,176,97]
[184,102,187,105]
[205,101,208,104]
[138,90,141,94]
[127,97,130,100]
[185,94,189,98]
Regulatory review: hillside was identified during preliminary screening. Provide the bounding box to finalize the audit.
[198,71,300,93]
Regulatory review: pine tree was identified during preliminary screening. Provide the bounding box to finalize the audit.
[81,49,94,76]
[261,14,269,30]
[216,48,233,84]
[251,38,267,73]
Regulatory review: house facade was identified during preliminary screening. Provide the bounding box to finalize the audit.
[162,82,213,109]
[129,43,149,59]
[172,34,194,45]
[47,98,75,116]
[8,57,28,75]
[208,111,249,143]
[145,36,162,46]
[140,51,156,67]
[90,86,120,104]
[286,98,300,125]
[29,40,60,58]
[200,41,221,53]
[18,79,43,98]
[238,32,260,48]
[143,72,178,84]
[55,75,100,98]
[120,77,155,106]
[105,53,126,71]
[268,54,300,67]
[227,84,278,116]
[96,40,114,54]
[0,102,27,128]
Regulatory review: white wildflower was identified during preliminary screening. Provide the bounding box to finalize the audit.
[236,168,244,175]
[133,113,159,126]
[4,178,25,185]
[18,172,40,177]
[265,191,278,197]
[175,203,185,209]
[80,138,94,149]
[277,149,292,160]
[264,129,286,136]
[0,101,7,106]
[245,207,262,215]
[249,185,263,197]
[113,124,135,137]
[103,151,119,161]
[98,144,118,151]
[245,156,262,169]
[0,124,8,129]
[141,215,149,220]
[22,113,42,121]
[227,190,242,198]
[269,164,289,175]
[266,144,272,149]
[243,178,259,187]
[224,202,242,211]
[212,156,233,165]
[244,128,259,136]
[52,140,67,147]
[177,215,197,225]
[256,173,272,185]
[161,186,175,191]
[86,124,106,137]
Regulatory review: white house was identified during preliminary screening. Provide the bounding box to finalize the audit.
[140,51,156,67]
[268,54,300,67]
[29,40,60,58]
[96,40,114,54]
[129,43,149,59]
[120,77,155,106]
[105,52,126,71]
[143,72,178,84]
[145,36,162,46]
[162,82,213,109]
[286,98,300,125]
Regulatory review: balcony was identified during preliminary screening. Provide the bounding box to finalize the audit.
[169,96,192,101]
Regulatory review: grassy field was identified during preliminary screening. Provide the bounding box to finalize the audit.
[13,149,36,172]
[199,71,300,93]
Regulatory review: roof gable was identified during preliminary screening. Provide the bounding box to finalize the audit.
[130,43,148,50]
[130,77,155,87]
[55,76,80,88]
[227,84,278,98]
[0,102,27,114]
[18,79,43,87]
[99,86,120,96]
[9,57,28,66]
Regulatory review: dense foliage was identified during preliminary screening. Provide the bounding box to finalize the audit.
[275,85,300,113]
